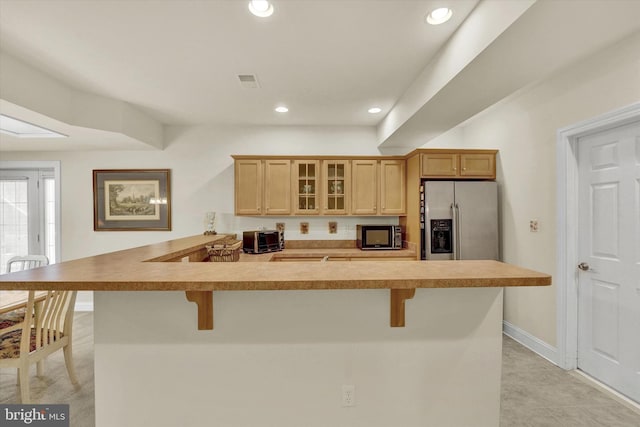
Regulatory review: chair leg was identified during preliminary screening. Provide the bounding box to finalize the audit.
[18,361,30,404]
[63,342,78,385]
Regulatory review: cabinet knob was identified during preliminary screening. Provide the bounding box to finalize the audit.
[453,167,457,171]
[463,168,466,171]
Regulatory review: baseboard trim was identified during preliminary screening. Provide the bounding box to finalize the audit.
[503,320,559,366]
[571,370,640,414]
[74,301,94,312]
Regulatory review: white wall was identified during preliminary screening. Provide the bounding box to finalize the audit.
[421,31,640,347]
[94,288,504,427]
[1,125,397,307]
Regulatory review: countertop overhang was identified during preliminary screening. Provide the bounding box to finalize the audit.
[0,234,551,291]
[0,234,551,329]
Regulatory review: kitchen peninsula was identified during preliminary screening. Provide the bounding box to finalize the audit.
[1,235,551,427]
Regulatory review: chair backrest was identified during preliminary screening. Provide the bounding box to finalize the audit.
[6,255,49,273]
[20,290,77,356]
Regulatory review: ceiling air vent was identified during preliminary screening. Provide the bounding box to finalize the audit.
[238,74,260,89]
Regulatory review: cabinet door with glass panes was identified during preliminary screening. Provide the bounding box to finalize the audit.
[292,160,320,215]
[322,160,350,215]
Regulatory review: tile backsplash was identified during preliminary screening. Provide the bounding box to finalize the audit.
[215,213,398,240]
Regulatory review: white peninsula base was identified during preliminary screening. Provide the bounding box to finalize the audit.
[94,287,503,427]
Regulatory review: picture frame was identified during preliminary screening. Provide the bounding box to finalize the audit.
[93,169,171,231]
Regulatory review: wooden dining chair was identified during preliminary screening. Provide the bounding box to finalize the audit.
[5,255,49,273]
[0,290,78,403]
[2,255,52,375]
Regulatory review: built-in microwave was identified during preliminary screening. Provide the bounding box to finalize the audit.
[242,230,283,254]
[356,225,402,250]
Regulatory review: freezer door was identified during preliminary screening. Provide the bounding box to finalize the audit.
[454,181,499,260]
[424,181,454,260]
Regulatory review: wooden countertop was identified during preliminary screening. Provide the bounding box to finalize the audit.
[0,234,551,291]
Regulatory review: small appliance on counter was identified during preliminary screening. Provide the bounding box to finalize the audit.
[356,224,402,250]
[242,230,284,254]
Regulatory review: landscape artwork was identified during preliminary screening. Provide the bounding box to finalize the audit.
[104,180,161,221]
[93,169,171,231]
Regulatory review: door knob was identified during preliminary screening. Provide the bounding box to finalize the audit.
[578,262,590,271]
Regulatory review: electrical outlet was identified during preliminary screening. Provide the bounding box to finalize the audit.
[328,221,337,234]
[530,219,539,232]
[342,384,355,407]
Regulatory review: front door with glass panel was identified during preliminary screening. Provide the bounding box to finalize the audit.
[0,169,56,274]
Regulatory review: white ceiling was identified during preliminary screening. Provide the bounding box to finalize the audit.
[0,0,477,127]
[1,0,639,152]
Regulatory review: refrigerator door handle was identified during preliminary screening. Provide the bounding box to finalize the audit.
[455,203,462,260]
[451,203,458,260]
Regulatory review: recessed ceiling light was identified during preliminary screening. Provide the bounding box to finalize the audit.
[0,114,67,138]
[248,0,274,18]
[275,106,288,113]
[368,107,382,114]
[426,7,453,25]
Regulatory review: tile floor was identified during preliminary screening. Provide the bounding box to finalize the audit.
[501,335,640,426]
[2,313,639,426]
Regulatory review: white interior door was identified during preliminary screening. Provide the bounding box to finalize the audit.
[577,119,640,403]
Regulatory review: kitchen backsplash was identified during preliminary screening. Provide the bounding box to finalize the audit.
[215,213,398,241]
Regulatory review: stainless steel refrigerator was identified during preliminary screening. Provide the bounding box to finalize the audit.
[420,181,499,260]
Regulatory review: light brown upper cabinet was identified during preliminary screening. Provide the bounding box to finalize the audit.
[380,160,406,215]
[420,153,459,177]
[264,159,291,215]
[322,160,350,215]
[459,153,496,178]
[233,155,407,216]
[352,159,406,216]
[420,150,496,179]
[234,158,291,216]
[351,159,378,215]
[292,160,320,215]
[235,159,263,215]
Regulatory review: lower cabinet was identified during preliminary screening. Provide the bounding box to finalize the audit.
[271,255,415,262]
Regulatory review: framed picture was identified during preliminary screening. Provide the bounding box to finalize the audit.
[93,169,171,231]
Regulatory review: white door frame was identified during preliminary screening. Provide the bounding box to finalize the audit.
[556,102,640,370]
